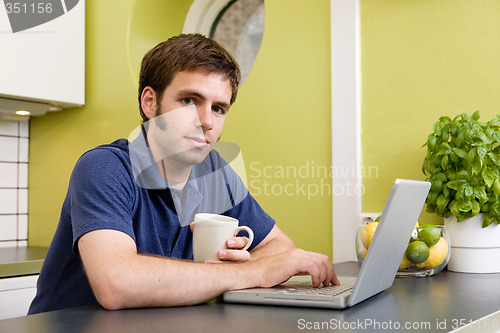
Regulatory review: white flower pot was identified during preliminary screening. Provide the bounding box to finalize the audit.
[444,213,500,273]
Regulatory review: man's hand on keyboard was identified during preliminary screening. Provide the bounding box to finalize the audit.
[251,248,340,288]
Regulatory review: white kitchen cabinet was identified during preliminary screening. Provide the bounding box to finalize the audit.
[0,275,38,320]
[0,1,85,119]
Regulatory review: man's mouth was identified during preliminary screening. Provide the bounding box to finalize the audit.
[186,137,210,148]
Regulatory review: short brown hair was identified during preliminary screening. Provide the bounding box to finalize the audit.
[138,33,241,122]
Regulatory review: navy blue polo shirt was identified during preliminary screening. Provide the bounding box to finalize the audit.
[28,135,275,314]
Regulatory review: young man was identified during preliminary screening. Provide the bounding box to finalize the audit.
[28,34,338,314]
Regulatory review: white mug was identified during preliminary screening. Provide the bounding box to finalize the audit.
[192,213,254,262]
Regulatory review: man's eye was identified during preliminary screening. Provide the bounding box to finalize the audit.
[182,98,194,105]
[213,106,226,115]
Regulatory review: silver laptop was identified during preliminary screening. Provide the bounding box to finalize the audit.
[223,179,431,309]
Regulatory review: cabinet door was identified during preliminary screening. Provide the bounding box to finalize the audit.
[0,275,38,320]
[0,288,37,319]
[0,1,85,107]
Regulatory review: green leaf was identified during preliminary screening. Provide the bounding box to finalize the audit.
[472,110,481,121]
[441,155,449,170]
[435,173,448,182]
[428,191,439,204]
[433,122,442,136]
[471,157,482,175]
[494,178,500,196]
[422,158,429,174]
[446,180,460,191]
[476,146,487,158]
[463,185,474,198]
[488,117,500,126]
[456,131,465,147]
[483,214,495,227]
[482,167,496,187]
[454,149,467,159]
[443,184,450,198]
[472,200,480,215]
[476,189,488,205]
[436,194,450,212]
[490,202,500,216]
[457,170,469,180]
[446,169,457,180]
[488,152,500,166]
[476,131,489,143]
[426,204,436,214]
[427,135,437,149]
[450,201,460,216]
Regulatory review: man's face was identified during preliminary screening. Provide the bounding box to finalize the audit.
[146,70,232,168]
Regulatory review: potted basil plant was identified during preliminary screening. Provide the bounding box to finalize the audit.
[422,111,500,273]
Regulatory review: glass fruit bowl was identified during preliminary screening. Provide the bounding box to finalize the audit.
[356,222,451,277]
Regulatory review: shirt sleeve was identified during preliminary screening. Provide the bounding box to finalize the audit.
[68,148,137,253]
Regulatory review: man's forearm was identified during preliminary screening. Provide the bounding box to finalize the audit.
[92,254,260,310]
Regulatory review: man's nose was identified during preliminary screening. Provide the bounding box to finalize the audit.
[197,105,213,130]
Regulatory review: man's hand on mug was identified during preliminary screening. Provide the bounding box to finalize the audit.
[189,222,251,262]
[218,237,251,261]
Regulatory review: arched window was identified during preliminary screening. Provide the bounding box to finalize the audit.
[184,0,265,84]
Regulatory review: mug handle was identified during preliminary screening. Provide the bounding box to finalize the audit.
[233,226,254,251]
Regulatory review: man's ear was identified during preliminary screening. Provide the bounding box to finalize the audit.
[140,86,157,120]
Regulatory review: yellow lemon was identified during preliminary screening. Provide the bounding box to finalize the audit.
[416,237,448,269]
[361,248,367,259]
[360,222,378,249]
[399,253,413,271]
[415,221,420,229]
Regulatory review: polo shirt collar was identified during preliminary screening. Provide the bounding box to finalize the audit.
[128,126,206,226]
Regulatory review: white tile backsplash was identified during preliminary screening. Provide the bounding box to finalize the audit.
[19,121,29,138]
[18,137,29,163]
[0,189,18,214]
[0,121,18,136]
[0,137,18,162]
[17,215,28,240]
[17,189,28,214]
[18,163,28,188]
[0,215,17,241]
[0,163,17,188]
[0,120,29,244]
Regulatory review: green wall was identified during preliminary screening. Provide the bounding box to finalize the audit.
[360,0,500,225]
[28,0,334,257]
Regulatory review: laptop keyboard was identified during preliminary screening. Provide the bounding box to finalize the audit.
[278,276,357,296]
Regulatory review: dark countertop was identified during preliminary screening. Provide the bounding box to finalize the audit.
[0,246,48,278]
[1,261,500,332]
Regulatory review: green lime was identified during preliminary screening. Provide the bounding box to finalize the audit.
[418,227,441,247]
[406,241,430,264]
[416,237,449,269]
